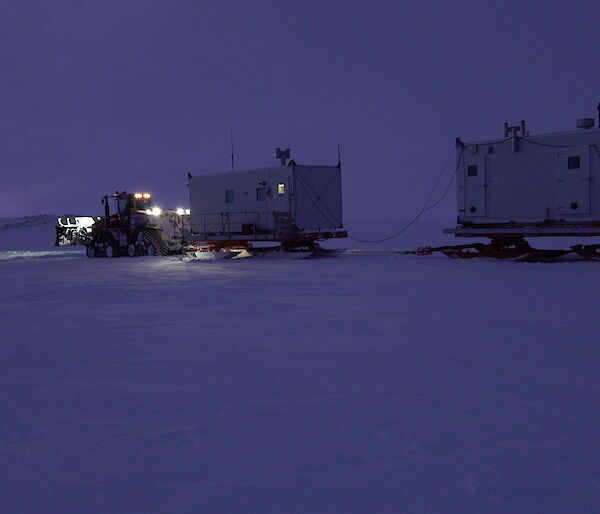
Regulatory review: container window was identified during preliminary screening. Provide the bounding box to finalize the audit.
[278,183,286,195]
[256,187,266,201]
[467,165,478,177]
[225,190,234,203]
[568,156,581,169]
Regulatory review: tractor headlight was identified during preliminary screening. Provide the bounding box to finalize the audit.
[176,208,185,215]
[151,207,162,216]
[185,209,191,215]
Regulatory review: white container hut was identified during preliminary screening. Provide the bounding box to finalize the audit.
[446,112,600,238]
[187,151,344,243]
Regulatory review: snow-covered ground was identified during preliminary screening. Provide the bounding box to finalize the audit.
[2,217,600,513]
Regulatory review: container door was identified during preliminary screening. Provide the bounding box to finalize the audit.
[463,153,487,217]
[557,146,590,215]
[254,173,272,232]
[268,170,293,238]
[268,169,291,214]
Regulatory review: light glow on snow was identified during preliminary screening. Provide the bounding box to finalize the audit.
[0,249,82,260]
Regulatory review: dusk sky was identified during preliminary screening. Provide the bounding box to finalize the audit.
[2,0,600,224]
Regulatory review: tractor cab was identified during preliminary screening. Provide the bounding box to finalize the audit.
[117,192,154,217]
[97,191,159,230]
[109,192,154,222]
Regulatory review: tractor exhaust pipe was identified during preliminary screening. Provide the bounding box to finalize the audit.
[103,195,110,229]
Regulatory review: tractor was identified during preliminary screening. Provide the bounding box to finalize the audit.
[56,191,190,258]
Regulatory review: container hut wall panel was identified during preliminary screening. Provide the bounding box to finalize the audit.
[293,165,343,230]
[188,166,292,236]
[458,129,600,225]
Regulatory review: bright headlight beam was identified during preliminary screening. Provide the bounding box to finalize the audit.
[151,207,162,216]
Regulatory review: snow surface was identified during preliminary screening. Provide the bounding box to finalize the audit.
[2,217,600,513]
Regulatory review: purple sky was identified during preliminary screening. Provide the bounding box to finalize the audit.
[2,0,600,223]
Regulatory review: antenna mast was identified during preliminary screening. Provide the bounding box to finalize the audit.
[230,130,235,172]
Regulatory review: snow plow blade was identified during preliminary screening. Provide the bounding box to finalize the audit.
[55,216,101,246]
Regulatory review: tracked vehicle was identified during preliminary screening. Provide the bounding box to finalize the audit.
[56,192,189,258]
